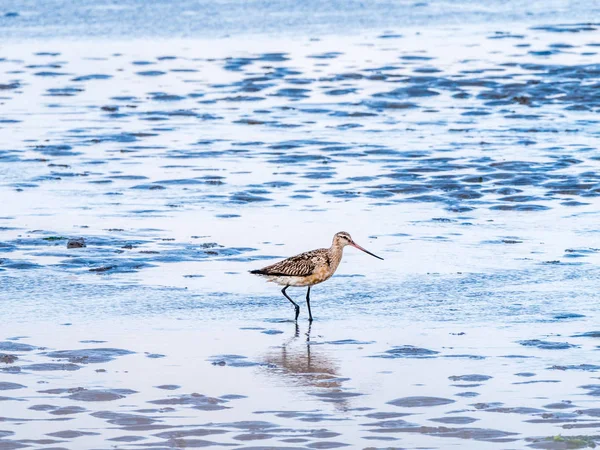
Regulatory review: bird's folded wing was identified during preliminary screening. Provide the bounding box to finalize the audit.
[259,251,319,277]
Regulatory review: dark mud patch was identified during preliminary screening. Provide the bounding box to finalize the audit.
[0,383,25,391]
[514,380,561,385]
[149,393,230,411]
[43,348,135,364]
[308,391,364,403]
[388,397,455,408]
[47,429,100,438]
[448,374,492,382]
[549,364,600,372]
[371,345,439,359]
[0,355,17,364]
[207,420,279,432]
[21,363,81,371]
[442,354,487,360]
[430,416,479,425]
[67,238,86,248]
[39,388,139,402]
[306,442,350,448]
[579,385,600,396]
[208,354,263,367]
[455,392,480,398]
[33,405,87,415]
[255,410,349,423]
[544,402,576,410]
[484,406,545,414]
[518,339,578,350]
[553,313,586,320]
[0,342,36,352]
[91,411,158,427]
[155,385,180,391]
[153,428,228,439]
[365,420,518,442]
[107,435,147,442]
[572,331,600,338]
[364,412,412,419]
[326,339,375,345]
[527,435,600,449]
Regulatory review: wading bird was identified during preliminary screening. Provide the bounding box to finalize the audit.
[250,232,383,322]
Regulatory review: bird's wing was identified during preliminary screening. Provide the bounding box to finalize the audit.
[253,249,324,277]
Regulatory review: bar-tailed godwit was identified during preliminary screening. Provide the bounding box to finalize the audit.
[250,231,383,322]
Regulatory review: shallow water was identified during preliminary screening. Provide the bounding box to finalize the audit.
[1,11,600,449]
[1,0,599,39]
[3,320,600,449]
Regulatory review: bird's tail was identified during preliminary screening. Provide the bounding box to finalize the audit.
[249,269,267,275]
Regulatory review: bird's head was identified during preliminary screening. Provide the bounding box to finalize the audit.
[333,231,383,260]
[333,231,353,247]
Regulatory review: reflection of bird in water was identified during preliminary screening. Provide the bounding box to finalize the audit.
[262,323,341,389]
[263,325,341,388]
[250,232,383,322]
[261,324,353,411]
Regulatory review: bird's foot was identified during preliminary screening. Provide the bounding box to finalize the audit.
[294,306,300,321]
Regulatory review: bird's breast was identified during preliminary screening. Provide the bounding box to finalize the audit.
[305,264,334,285]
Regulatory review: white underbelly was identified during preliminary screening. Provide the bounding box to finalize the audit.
[265,275,311,287]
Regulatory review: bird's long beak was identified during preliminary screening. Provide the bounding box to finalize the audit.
[350,241,384,260]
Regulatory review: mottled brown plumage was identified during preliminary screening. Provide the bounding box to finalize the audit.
[250,231,383,321]
[253,248,322,277]
[250,247,340,285]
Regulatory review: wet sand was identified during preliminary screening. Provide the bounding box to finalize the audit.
[2,14,600,450]
[2,320,600,449]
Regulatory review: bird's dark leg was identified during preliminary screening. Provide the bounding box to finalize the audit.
[306,286,313,322]
[282,286,300,321]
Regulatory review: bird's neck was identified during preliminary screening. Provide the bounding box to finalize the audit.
[328,243,345,270]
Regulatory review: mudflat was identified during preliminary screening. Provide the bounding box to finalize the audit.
[1,4,600,448]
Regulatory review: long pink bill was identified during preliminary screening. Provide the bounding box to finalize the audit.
[350,241,384,260]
